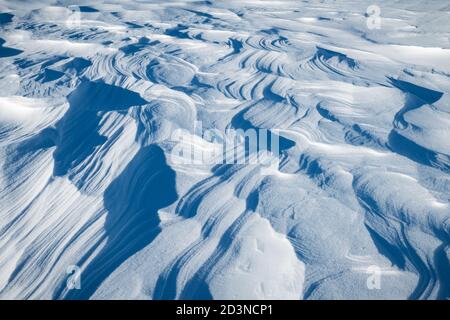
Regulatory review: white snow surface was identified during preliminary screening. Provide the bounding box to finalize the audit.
[0,0,449,300]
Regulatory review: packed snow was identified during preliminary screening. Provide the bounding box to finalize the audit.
[0,0,449,299]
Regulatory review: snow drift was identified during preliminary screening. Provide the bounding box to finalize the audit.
[0,0,449,299]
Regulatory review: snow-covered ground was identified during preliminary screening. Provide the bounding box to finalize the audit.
[0,0,449,300]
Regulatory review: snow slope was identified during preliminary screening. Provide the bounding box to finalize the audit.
[0,0,449,299]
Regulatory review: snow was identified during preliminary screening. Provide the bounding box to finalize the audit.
[0,0,449,300]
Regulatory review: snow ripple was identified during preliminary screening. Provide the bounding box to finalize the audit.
[0,0,449,300]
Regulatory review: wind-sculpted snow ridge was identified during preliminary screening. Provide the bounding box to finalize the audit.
[0,0,449,300]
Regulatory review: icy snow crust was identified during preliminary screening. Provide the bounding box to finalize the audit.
[0,0,449,299]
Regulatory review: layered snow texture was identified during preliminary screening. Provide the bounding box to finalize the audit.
[0,0,450,300]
